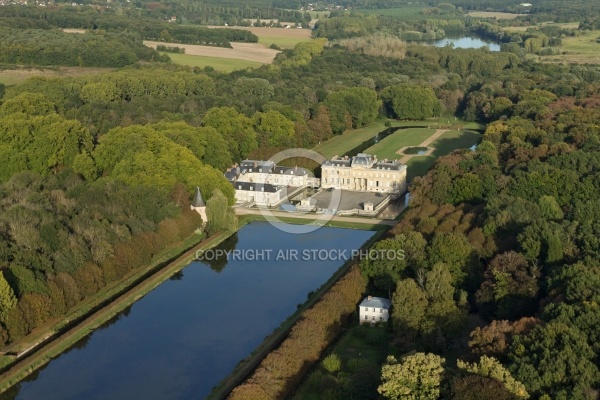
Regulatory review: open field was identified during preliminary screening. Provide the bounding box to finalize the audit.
[161,52,263,71]
[145,40,279,63]
[306,10,330,21]
[0,66,113,86]
[501,21,580,32]
[62,28,86,33]
[540,29,600,64]
[468,11,526,19]
[209,26,312,49]
[358,5,425,17]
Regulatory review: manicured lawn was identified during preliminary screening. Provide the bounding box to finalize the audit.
[313,121,390,159]
[163,52,263,71]
[313,120,483,182]
[430,129,481,156]
[365,128,436,160]
[402,129,482,181]
[405,155,437,182]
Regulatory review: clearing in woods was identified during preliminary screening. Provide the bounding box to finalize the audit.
[467,11,527,19]
[144,41,280,64]
[158,53,263,71]
[209,26,313,49]
[0,66,113,86]
[144,27,312,71]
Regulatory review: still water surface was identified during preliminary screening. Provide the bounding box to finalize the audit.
[427,35,502,51]
[3,221,374,400]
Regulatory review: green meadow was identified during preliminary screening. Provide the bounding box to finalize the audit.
[162,52,263,72]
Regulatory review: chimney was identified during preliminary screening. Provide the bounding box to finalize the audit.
[367,295,373,301]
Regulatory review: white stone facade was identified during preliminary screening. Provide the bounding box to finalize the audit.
[321,153,407,194]
[359,296,391,324]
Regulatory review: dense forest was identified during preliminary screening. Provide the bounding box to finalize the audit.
[0,28,166,67]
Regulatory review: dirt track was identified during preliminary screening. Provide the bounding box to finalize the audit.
[144,41,280,63]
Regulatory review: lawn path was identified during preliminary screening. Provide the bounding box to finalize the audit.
[397,129,448,163]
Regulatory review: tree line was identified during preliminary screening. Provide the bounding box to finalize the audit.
[0,6,258,48]
[0,28,166,68]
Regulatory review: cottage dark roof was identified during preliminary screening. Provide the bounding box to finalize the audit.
[192,187,205,207]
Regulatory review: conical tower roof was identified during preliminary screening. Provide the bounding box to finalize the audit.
[192,186,205,207]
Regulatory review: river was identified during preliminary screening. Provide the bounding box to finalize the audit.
[1,221,374,400]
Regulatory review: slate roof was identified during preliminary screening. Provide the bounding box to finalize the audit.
[191,186,205,207]
[225,161,313,181]
[272,166,310,176]
[359,296,391,309]
[323,153,405,171]
[234,182,280,193]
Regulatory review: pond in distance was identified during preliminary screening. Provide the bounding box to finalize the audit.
[426,35,502,51]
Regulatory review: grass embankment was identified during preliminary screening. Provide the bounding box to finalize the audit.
[0,229,234,394]
[162,52,263,71]
[207,225,388,400]
[238,213,390,231]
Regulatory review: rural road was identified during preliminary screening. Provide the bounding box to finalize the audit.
[234,207,398,226]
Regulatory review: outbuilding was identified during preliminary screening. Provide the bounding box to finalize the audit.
[359,295,391,324]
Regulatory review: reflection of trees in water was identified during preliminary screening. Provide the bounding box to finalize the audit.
[170,270,184,280]
[97,304,133,331]
[0,304,137,399]
[0,378,22,400]
[205,233,239,273]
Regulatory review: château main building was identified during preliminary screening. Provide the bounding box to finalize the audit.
[321,153,407,195]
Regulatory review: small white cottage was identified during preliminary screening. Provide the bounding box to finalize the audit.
[359,295,391,324]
